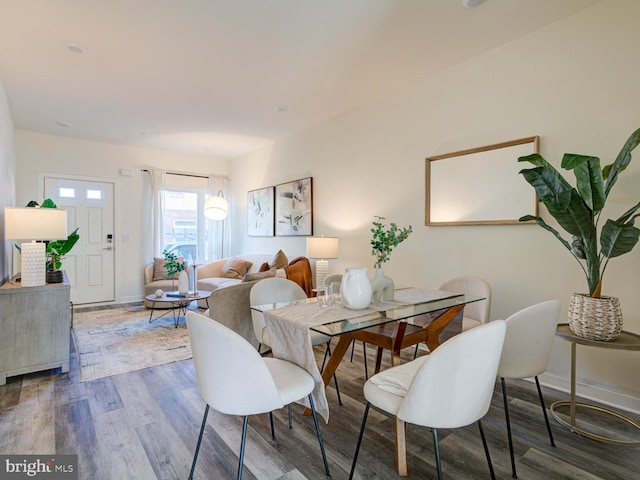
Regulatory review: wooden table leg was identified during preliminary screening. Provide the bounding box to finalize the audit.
[425,305,464,352]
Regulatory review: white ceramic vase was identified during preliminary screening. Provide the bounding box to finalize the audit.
[178,270,189,294]
[340,268,372,310]
[370,268,395,303]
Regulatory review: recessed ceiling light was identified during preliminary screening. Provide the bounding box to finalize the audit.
[463,0,485,8]
[65,41,88,54]
[57,122,72,128]
[276,105,288,112]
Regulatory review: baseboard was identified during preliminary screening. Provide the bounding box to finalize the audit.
[539,372,640,416]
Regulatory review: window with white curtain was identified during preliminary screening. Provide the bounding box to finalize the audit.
[162,174,209,263]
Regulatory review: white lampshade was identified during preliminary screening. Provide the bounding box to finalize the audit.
[306,236,339,289]
[306,236,339,260]
[4,207,68,287]
[4,207,67,240]
[204,195,228,221]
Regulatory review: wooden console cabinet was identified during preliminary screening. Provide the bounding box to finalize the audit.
[0,273,71,385]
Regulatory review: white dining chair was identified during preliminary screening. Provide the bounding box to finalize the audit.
[498,299,561,479]
[250,277,342,404]
[349,320,506,479]
[438,276,492,331]
[186,310,330,480]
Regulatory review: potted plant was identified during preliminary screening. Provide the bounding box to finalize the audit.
[518,128,640,340]
[162,248,188,293]
[369,216,413,301]
[35,198,80,283]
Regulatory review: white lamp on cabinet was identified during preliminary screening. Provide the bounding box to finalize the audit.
[306,236,339,289]
[4,207,68,287]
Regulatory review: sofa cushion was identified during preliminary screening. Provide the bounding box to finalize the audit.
[222,258,253,279]
[259,262,270,272]
[198,277,241,291]
[243,269,276,282]
[152,256,184,281]
[269,249,288,269]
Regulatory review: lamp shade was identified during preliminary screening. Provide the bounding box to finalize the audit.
[204,195,228,221]
[4,207,68,240]
[306,236,339,259]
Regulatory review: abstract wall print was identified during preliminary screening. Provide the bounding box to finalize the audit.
[247,186,274,236]
[275,177,313,236]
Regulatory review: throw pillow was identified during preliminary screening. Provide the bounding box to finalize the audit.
[152,257,184,281]
[270,249,288,269]
[222,258,253,279]
[243,269,276,282]
[259,262,270,272]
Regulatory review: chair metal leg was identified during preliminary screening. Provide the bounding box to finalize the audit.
[535,376,556,447]
[349,402,371,480]
[363,342,368,380]
[288,404,292,429]
[432,428,442,480]
[320,342,342,405]
[501,377,518,479]
[308,394,331,478]
[350,338,356,361]
[320,342,331,372]
[237,416,249,480]
[269,412,276,440]
[333,373,342,406]
[478,420,496,480]
[188,404,209,480]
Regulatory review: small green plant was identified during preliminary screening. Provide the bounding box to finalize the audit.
[162,249,185,278]
[370,216,413,269]
[35,198,79,273]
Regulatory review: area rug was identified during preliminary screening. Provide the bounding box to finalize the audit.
[72,303,193,382]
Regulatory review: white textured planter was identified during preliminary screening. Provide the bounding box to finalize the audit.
[568,293,623,341]
[370,268,394,303]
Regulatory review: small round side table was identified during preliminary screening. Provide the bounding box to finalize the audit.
[550,323,640,445]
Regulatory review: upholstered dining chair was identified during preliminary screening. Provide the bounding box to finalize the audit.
[438,276,492,331]
[250,277,342,404]
[349,320,506,479]
[498,299,561,479]
[186,311,331,480]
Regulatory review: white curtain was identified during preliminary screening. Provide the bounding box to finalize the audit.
[207,175,230,261]
[144,169,165,261]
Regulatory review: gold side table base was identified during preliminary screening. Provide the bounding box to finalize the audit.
[551,401,640,446]
[552,324,640,447]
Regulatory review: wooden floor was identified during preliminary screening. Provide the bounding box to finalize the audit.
[1,326,639,479]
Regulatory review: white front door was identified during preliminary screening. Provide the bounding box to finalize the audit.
[44,177,115,304]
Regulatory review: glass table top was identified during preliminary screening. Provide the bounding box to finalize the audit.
[251,289,484,337]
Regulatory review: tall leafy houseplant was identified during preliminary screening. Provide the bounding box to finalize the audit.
[518,128,640,299]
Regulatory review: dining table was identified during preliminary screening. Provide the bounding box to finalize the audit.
[252,287,484,475]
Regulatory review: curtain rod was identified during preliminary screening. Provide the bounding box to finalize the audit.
[140,169,228,180]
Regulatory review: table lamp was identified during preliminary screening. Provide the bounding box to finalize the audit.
[4,207,68,287]
[306,236,339,289]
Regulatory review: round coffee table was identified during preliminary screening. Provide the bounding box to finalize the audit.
[145,290,212,327]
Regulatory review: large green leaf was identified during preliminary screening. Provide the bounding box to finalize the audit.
[542,189,595,240]
[603,128,640,196]
[562,154,605,213]
[600,219,640,258]
[615,201,640,225]
[520,167,572,210]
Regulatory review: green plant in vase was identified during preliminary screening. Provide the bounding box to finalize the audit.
[370,216,413,301]
[162,248,186,291]
[37,198,80,283]
[518,128,640,340]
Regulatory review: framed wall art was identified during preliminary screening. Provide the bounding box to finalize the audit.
[425,136,539,226]
[247,186,274,236]
[275,177,313,236]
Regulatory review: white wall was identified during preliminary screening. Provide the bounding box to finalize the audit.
[0,81,16,282]
[14,131,229,303]
[230,0,640,412]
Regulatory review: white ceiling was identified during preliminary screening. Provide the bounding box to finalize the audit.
[0,0,601,160]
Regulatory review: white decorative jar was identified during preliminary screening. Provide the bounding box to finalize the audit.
[340,268,372,310]
[370,268,395,303]
[178,270,189,294]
